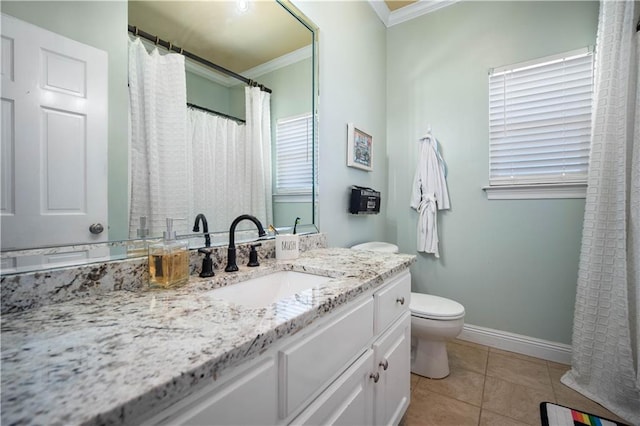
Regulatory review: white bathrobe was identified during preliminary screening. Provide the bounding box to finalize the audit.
[410,133,450,257]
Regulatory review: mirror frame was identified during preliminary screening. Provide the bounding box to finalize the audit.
[0,0,320,273]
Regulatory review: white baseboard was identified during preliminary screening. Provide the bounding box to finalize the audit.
[458,324,572,365]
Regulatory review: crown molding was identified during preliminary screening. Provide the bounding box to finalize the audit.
[242,44,312,80]
[186,44,312,87]
[368,0,391,26]
[369,0,459,28]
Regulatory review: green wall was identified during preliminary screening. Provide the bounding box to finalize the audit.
[1,1,129,241]
[294,1,389,246]
[185,71,233,117]
[386,1,598,344]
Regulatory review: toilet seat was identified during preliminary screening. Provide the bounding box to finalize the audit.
[410,293,465,320]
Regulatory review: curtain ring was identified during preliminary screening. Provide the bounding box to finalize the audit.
[179,47,184,54]
[134,26,139,36]
[155,36,159,45]
[168,42,173,52]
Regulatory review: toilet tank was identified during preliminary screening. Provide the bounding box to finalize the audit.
[350,242,399,254]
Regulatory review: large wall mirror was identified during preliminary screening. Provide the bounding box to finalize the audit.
[0,0,318,273]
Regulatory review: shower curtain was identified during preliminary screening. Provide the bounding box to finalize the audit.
[244,86,273,228]
[187,109,248,231]
[128,38,189,236]
[561,2,640,424]
[187,86,272,232]
[129,38,273,237]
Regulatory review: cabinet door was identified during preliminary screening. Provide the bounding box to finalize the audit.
[290,349,374,426]
[372,312,411,426]
[143,357,278,426]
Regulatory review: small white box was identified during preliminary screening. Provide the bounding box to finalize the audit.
[276,234,300,260]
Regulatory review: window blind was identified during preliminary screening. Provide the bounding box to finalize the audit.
[488,48,594,186]
[276,113,315,193]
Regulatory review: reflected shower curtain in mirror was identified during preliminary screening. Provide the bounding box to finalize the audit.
[187,87,273,232]
[561,1,640,424]
[128,38,189,237]
[187,109,247,232]
[244,86,273,228]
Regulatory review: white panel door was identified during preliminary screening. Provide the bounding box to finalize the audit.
[0,13,108,250]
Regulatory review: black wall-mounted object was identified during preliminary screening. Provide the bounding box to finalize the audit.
[349,186,381,214]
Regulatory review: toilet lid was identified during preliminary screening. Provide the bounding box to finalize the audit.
[410,293,465,320]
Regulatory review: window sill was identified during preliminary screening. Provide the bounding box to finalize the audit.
[482,183,586,200]
[273,193,316,203]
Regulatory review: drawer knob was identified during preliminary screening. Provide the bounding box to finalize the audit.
[396,296,405,305]
[370,372,380,383]
[379,359,389,371]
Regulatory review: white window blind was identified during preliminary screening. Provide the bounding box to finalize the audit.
[276,113,315,194]
[488,48,594,186]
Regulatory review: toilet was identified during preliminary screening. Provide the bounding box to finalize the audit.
[350,241,466,379]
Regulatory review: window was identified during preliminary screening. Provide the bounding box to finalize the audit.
[275,113,316,199]
[486,48,594,199]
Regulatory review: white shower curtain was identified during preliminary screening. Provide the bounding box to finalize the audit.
[128,38,189,237]
[187,109,247,231]
[561,2,640,424]
[243,86,273,228]
[187,86,272,232]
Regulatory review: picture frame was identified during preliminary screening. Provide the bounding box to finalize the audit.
[347,123,373,171]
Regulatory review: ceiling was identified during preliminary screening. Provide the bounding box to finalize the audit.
[385,1,418,12]
[128,1,441,77]
[128,1,313,74]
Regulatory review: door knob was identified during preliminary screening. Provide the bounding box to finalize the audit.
[396,296,405,305]
[89,223,104,234]
[379,359,389,371]
[370,372,380,383]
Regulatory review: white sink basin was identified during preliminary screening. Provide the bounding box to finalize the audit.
[208,271,332,308]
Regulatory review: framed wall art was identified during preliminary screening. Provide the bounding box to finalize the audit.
[347,123,373,171]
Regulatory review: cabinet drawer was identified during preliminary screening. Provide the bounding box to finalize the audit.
[143,356,278,426]
[374,270,410,335]
[279,297,374,419]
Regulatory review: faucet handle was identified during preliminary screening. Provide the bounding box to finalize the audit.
[248,243,261,267]
[198,248,215,278]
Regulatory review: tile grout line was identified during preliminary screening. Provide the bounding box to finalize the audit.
[477,344,491,425]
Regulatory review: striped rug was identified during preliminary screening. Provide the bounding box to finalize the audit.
[540,402,629,426]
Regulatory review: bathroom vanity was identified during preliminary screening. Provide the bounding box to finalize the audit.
[1,245,415,425]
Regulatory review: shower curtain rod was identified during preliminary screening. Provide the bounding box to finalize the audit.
[128,25,272,94]
[187,103,246,124]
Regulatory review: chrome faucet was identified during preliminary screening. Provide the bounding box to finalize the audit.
[225,214,267,272]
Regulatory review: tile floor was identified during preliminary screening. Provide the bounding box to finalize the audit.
[403,339,628,426]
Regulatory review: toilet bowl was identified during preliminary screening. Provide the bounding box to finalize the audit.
[410,293,465,379]
[350,241,466,379]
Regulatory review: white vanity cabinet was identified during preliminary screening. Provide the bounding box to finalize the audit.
[289,270,411,426]
[139,269,411,426]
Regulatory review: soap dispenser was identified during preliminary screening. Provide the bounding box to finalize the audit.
[148,218,190,289]
[127,216,150,258]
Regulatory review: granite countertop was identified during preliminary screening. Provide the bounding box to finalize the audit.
[1,248,415,426]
